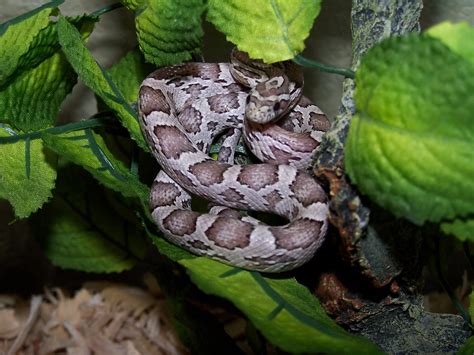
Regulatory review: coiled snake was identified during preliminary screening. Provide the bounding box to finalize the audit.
[138,50,330,272]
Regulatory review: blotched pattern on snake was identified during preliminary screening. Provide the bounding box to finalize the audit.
[138,50,331,272]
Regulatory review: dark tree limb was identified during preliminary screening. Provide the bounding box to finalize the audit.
[311,0,471,352]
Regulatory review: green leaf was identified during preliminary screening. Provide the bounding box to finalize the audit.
[134,0,205,66]
[0,51,77,131]
[0,0,63,35]
[179,258,381,354]
[441,219,474,242]
[0,125,57,218]
[427,22,474,66]
[40,167,146,273]
[56,16,148,150]
[459,336,474,355]
[120,0,141,12]
[0,9,96,88]
[345,33,474,225]
[107,49,151,104]
[42,129,149,205]
[207,0,321,63]
[0,2,60,87]
[0,13,97,131]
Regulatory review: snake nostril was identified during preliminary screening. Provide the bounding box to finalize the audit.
[273,102,280,111]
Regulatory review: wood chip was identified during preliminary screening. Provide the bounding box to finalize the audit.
[0,280,188,354]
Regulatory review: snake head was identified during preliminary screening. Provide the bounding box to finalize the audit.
[245,76,291,124]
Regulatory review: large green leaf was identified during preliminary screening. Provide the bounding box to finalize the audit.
[119,0,141,12]
[40,167,146,272]
[0,125,57,218]
[0,8,95,217]
[179,258,381,354]
[42,129,149,205]
[148,220,379,352]
[0,0,63,87]
[459,337,474,355]
[345,30,474,226]
[134,0,205,66]
[0,51,77,131]
[56,16,148,150]
[441,218,474,242]
[207,0,322,63]
[427,22,474,66]
[0,9,97,131]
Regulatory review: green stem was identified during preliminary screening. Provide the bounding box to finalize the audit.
[90,2,124,18]
[293,55,355,79]
[0,117,113,144]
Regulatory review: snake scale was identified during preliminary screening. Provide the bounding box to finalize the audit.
[138,50,331,272]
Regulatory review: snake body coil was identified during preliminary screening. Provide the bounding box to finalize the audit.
[138,50,330,272]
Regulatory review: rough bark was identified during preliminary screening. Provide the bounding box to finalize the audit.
[312,0,471,352]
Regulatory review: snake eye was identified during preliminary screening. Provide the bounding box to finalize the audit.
[277,100,289,112]
[246,96,250,104]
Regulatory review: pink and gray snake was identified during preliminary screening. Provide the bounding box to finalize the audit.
[138,50,330,272]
